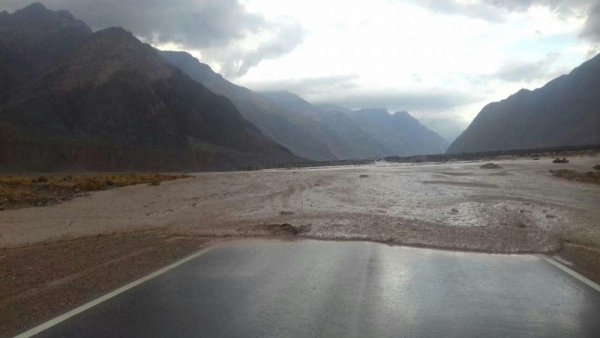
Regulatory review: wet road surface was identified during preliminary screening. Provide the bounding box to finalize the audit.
[33,240,600,338]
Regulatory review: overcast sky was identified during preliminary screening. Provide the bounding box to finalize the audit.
[4,0,599,140]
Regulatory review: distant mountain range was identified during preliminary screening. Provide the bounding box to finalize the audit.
[161,51,449,160]
[0,3,298,171]
[0,3,451,171]
[448,54,600,154]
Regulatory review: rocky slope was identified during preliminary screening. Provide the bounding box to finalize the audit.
[0,4,298,171]
[321,105,449,156]
[160,51,335,160]
[161,51,449,159]
[448,54,600,153]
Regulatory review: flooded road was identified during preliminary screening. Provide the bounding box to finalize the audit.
[32,240,600,338]
[2,156,598,254]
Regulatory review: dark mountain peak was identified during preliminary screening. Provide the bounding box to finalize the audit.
[6,2,88,28]
[448,55,600,154]
[347,108,448,155]
[11,2,82,27]
[160,50,223,85]
[50,27,173,88]
[515,88,531,96]
[576,52,600,70]
[55,9,75,20]
[392,110,410,118]
[93,26,134,40]
[12,2,49,17]
[162,51,214,72]
[0,3,92,83]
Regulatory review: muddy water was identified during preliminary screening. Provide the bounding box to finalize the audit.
[1,156,599,254]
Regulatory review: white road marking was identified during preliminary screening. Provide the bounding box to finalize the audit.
[12,246,600,337]
[539,255,600,293]
[14,247,216,338]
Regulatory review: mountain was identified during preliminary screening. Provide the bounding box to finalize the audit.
[260,95,448,157]
[159,51,335,160]
[0,4,298,171]
[161,51,449,160]
[448,54,600,154]
[259,91,393,159]
[342,108,449,156]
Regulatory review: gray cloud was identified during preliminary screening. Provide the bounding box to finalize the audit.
[582,3,600,44]
[400,0,505,21]
[408,0,591,19]
[316,90,480,113]
[401,0,600,51]
[217,23,305,78]
[244,75,359,97]
[2,0,304,77]
[247,75,478,116]
[493,53,563,82]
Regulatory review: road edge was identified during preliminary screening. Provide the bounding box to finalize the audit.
[13,246,216,338]
[538,255,600,293]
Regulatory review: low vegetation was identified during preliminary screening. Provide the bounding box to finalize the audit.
[480,163,501,169]
[0,173,189,210]
[550,169,600,185]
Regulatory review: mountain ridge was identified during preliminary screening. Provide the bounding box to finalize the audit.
[0,3,299,171]
[161,51,449,159]
[448,53,600,154]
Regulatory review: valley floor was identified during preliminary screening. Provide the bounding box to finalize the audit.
[1,155,599,335]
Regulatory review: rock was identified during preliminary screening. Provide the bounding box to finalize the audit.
[480,163,501,169]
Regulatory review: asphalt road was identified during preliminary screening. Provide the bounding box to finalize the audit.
[30,240,600,338]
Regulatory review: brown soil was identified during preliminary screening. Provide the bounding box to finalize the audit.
[0,173,189,210]
[0,230,212,337]
[480,163,501,169]
[556,241,600,285]
[550,169,600,185]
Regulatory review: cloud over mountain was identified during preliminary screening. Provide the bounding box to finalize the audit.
[1,0,304,77]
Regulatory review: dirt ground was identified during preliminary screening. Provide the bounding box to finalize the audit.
[1,155,599,336]
[0,173,187,210]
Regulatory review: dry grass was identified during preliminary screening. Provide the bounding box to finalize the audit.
[0,173,189,210]
[550,169,600,185]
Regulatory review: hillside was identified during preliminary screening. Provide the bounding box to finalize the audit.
[321,106,449,156]
[160,51,335,160]
[0,4,298,171]
[260,91,393,159]
[448,54,600,153]
[256,91,448,157]
[161,51,449,160]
